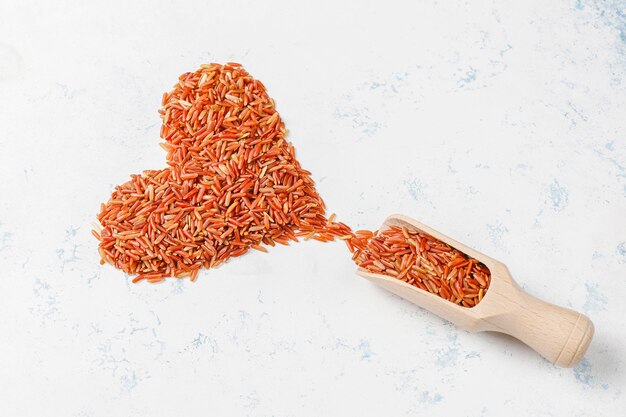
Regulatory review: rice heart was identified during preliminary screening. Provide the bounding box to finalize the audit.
[95,63,353,283]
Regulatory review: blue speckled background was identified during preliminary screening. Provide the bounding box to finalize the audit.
[0,1,625,415]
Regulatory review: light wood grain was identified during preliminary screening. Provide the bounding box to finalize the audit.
[356,214,594,367]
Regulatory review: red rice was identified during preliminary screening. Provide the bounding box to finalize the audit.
[95,63,352,283]
[348,225,491,307]
[95,62,492,306]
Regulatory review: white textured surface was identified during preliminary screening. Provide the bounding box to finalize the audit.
[1,1,625,416]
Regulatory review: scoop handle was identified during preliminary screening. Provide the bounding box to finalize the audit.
[485,289,594,367]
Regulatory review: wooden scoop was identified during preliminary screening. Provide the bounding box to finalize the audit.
[356,214,594,367]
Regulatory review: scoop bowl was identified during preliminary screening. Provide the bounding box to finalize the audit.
[356,214,594,367]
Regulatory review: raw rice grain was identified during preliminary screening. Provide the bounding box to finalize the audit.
[349,225,491,307]
[95,63,351,281]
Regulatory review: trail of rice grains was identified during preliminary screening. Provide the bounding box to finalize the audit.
[94,62,490,307]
